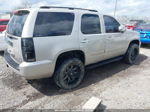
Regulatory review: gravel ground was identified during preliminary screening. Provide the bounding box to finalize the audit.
[0,45,150,110]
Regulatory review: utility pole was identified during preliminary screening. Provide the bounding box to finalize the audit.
[25,0,32,8]
[114,0,118,17]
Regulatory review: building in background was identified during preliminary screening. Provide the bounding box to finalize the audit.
[0,13,11,19]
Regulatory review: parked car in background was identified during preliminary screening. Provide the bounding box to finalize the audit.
[4,7,140,89]
[134,24,150,44]
[0,30,7,51]
[0,19,9,32]
[126,20,145,30]
[126,24,136,30]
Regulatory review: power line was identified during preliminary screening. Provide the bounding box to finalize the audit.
[114,0,118,17]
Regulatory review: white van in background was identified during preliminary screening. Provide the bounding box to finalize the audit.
[0,31,7,51]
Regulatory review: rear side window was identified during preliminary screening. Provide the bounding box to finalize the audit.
[104,15,120,33]
[33,12,74,37]
[0,21,9,25]
[7,11,29,37]
[81,14,101,34]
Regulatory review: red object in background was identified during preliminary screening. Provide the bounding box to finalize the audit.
[0,19,9,32]
[126,25,136,30]
[126,20,145,30]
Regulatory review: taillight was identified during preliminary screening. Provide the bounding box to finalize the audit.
[21,38,36,62]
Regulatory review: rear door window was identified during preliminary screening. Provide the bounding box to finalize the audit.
[33,12,75,37]
[7,10,29,37]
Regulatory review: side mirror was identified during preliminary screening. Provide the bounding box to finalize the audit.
[119,25,126,32]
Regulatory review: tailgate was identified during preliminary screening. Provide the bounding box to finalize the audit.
[6,34,23,63]
[5,10,30,63]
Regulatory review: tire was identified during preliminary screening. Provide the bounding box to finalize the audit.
[124,43,139,64]
[54,58,85,90]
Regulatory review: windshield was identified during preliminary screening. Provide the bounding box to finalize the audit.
[7,10,29,37]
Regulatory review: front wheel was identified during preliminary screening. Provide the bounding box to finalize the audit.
[54,58,85,90]
[124,44,139,64]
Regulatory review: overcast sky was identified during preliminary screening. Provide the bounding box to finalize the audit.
[0,0,149,17]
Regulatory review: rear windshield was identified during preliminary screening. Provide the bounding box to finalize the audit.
[0,21,9,25]
[7,10,29,37]
[33,12,74,37]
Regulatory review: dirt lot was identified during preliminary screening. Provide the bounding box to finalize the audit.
[0,45,150,110]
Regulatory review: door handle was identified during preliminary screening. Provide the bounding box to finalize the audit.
[81,39,89,43]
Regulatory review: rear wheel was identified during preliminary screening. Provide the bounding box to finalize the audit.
[124,44,139,64]
[54,58,85,90]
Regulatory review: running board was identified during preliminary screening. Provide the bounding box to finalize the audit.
[86,56,124,70]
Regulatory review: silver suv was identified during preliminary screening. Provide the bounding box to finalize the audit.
[5,6,140,89]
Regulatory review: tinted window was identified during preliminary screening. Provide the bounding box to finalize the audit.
[33,12,74,37]
[81,14,101,34]
[104,16,120,33]
[7,11,29,37]
[0,21,9,25]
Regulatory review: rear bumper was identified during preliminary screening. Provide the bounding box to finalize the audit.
[4,51,55,79]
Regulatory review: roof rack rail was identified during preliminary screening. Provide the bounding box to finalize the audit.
[40,6,98,12]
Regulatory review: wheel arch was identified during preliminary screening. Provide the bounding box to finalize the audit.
[125,39,140,56]
[54,50,85,71]
[129,40,140,46]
